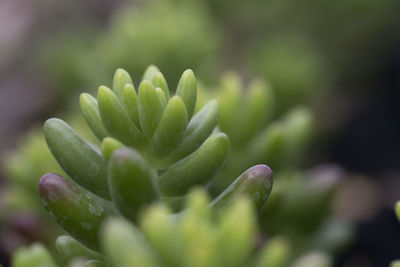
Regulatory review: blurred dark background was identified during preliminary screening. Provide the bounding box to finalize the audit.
[0,0,399,266]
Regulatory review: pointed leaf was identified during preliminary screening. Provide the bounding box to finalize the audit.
[159,99,219,167]
[142,65,161,82]
[80,93,109,141]
[138,81,164,138]
[176,69,197,119]
[97,85,145,149]
[113,68,133,100]
[156,87,167,110]
[121,83,140,128]
[152,72,170,100]
[149,96,188,159]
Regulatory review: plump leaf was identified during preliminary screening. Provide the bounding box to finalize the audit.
[210,165,273,212]
[39,174,107,250]
[121,84,140,128]
[159,99,219,167]
[140,205,184,267]
[158,133,230,197]
[138,81,164,139]
[176,69,197,119]
[55,235,103,264]
[80,93,109,141]
[113,68,133,100]
[97,85,145,149]
[253,237,291,267]
[101,219,161,267]
[101,137,124,161]
[109,148,160,222]
[152,72,170,100]
[149,96,188,159]
[12,243,57,267]
[231,79,274,147]
[44,118,109,199]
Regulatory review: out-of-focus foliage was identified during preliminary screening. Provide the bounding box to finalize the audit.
[96,0,220,85]
[248,35,327,113]
[0,116,98,255]
[197,72,354,255]
[196,72,313,194]
[260,166,354,254]
[12,190,334,267]
[35,0,220,99]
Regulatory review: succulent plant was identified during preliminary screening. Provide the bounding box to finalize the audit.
[3,66,354,266]
[31,66,274,257]
[0,117,100,254]
[196,72,313,196]
[196,73,353,255]
[12,190,334,267]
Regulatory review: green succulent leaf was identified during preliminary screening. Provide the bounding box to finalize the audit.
[109,148,160,222]
[97,85,145,149]
[101,218,161,267]
[158,132,230,197]
[44,118,109,199]
[216,72,242,135]
[231,79,273,147]
[280,107,313,167]
[12,243,57,267]
[246,123,284,170]
[217,197,256,267]
[39,173,107,250]
[101,137,124,162]
[138,81,165,139]
[253,237,291,267]
[121,83,140,128]
[159,99,219,167]
[156,87,168,110]
[140,205,184,267]
[149,96,188,159]
[152,72,170,100]
[113,68,133,101]
[210,165,273,212]
[55,235,103,264]
[79,93,109,141]
[142,65,161,83]
[176,69,197,120]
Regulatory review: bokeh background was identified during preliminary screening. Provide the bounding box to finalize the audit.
[0,0,399,266]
